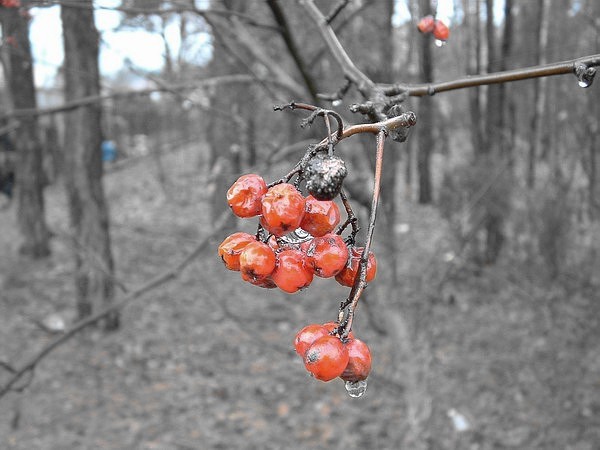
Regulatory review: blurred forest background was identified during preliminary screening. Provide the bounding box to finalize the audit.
[0,0,599,448]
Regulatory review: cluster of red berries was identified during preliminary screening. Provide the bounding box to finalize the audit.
[218,173,377,293]
[417,15,450,42]
[294,322,371,383]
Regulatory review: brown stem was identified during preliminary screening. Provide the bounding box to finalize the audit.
[340,129,386,339]
[401,54,600,96]
[335,189,359,242]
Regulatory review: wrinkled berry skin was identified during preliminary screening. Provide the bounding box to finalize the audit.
[271,249,314,293]
[261,183,305,236]
[294,324,329,357]
[239,241,276,281]
[218,232,256,271]
[304,154,347,201]
[304,335,349,382]
[335,247,377,287]
[300,196,340,237]
[340,338,372,382]
[227,174,267,218]
[306,233,349,278]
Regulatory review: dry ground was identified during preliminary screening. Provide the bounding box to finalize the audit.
[0,144,598,449]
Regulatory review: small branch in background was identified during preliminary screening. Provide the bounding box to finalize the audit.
[336,189,359,244]
[0,210,230,401]
[325,0,350,24]
[317,77,353,103]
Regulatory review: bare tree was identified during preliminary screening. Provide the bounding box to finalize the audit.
[61,0,118,329]
[0,0,50,257]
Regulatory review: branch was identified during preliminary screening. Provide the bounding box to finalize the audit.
[0,75,290,120]
[400,54,600,96]
[0,210,230,401]
[300,0,374,94]
[340,129,386,338]
[266,0,320,102]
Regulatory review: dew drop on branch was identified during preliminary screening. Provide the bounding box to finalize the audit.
[578,79,591,88]
[434,39,446,47]
[344,379,368,398]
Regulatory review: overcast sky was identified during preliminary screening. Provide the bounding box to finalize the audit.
[26,0,494,88]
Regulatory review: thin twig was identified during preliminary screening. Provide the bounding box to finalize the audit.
[336,189,359,243]
[340,129,386,339]
[325,0,350,24]
[0,210,230,401]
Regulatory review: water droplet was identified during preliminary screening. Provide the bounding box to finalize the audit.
[344,379,368,398]
[182,99,194,110]
[578,79,591,88]
[332,99,342,107]
[434,39,446,47]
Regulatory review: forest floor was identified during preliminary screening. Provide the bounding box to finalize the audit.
[0,143,599,450]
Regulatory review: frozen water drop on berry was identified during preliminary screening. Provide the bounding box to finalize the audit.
[434,39,446,47]
[344,379,368,398]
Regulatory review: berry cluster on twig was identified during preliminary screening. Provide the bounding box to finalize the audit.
[218,102,416,397]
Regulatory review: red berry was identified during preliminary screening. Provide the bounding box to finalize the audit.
[300,196,340,237]
[239,241,276,281]
[433,19,450,41]
[340,338,372,382]
[335,247,377,287]
[271,249,314,293]
[306,234,349,278]
[227,174,267,218]
[218,232,256,271]
[294,324,329,357]
[304,335,349,382]
[241,272,277,289]
[260,183,305,236]
[322,321,354,340]
[417,15,435,34]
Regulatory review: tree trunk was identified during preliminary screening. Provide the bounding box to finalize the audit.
[485,0,503,154]
[61,1,118,330]
[464,0,484,155]
[528,0,550,188]
[417,0,434,204]
[1,3,50,258]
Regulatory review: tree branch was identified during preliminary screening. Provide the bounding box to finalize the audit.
[266,0,320,103]
[402,54,600,96]
[300,0,374,94]
[0,210,230,401]
[0,75,291,120]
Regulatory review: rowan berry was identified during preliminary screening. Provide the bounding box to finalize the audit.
[300,196,340,237]
[417,15,435,34]
[294,324,329,357]
[241,272,277,289]
[239,241,276,281]
[433,19,450,41]
[304,335,349,382]
[218,232,256,271]
[340,338,372,382]
[335,247,377,287]
[305,154,347,201]
[271,249,314,293]
[261,183,305,236]
[307,234,349,278]
[226,174,267,218]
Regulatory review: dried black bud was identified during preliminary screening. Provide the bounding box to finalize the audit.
[304,153,347,201]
